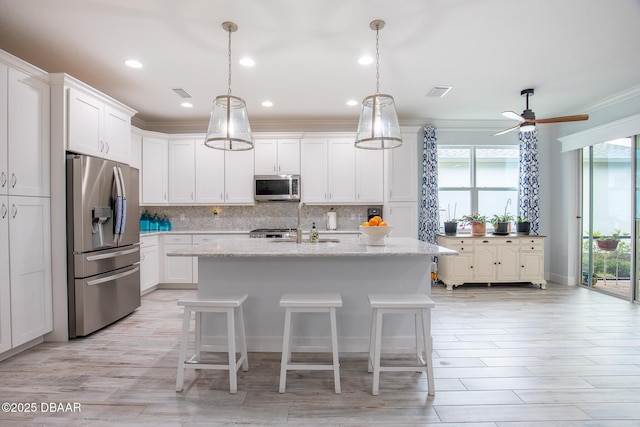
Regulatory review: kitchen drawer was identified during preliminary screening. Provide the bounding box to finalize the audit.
[140,235,158,248]
[163,234,192,245]
[448,244,473,253]
[438,237,473,245]
[474,238,495,246]
[193,235,216,245]
[493,238,518,246]
[521,241,544,252]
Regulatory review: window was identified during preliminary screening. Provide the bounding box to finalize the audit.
[438,146,519,229]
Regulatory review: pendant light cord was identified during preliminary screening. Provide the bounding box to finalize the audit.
[375,25,380,94]
[227,26,232,96]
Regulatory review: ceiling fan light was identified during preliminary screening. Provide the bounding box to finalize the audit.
[204,94,254,151]
[355,94,402,149]
[519,123,536,133]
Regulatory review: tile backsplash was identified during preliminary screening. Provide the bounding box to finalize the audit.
[140,204,381,231]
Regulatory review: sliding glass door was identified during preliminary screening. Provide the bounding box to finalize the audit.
[581,138,633,300]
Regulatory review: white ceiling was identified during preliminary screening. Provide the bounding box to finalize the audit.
[1,0,640,133]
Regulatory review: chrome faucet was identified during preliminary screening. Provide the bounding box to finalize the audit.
[296,201,305,243]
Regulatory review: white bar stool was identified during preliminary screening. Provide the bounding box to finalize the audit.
[278,293,342,394]
[176,293,249,394]
[367,293,435,396]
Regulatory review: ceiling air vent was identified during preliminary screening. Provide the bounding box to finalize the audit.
[172,88,192,99]
[426,86,452,98]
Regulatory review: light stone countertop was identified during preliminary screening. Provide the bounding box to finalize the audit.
[140,229,361,237]
[167,236,457,258]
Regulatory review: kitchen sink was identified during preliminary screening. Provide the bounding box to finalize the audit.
[271,238,340,243]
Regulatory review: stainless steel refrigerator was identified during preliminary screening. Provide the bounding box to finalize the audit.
[66,153,141,338]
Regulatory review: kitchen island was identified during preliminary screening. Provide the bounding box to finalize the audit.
[169,236,456,352]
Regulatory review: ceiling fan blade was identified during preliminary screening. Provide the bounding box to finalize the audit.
[492,123,521,136]
[534,114,589,124]
[502,111,525,122]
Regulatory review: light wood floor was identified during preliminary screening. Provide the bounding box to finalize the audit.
[1,282,640,426]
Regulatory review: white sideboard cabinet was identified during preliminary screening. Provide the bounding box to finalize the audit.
[437,234,546,291]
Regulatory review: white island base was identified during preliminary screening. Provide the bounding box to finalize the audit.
[170,237,455,353]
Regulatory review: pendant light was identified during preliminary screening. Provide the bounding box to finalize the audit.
[355,20,402,150]
[204,21,254,151]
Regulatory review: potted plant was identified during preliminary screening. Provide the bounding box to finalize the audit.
[596,233,619,251]
[516,215,531,235]
[460,213,487,236]
[443,203,458,236]
[491,213,514,234]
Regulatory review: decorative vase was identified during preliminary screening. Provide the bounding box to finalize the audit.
[471,222,486,236]
[444,221,458,236]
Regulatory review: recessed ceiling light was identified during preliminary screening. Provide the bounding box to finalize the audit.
[358,56,374,65]
[239,57,255,67]
[125,59,143,69]
[181,102,193,108]
[346,100,358,106]
[261,100,273,107]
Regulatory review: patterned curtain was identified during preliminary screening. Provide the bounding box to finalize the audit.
[418,125,439,243]
[518,130,540,234]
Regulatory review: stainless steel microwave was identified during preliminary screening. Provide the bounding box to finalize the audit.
[254,175,300,201]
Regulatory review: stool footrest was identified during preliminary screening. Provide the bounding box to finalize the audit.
[283,363,340,371]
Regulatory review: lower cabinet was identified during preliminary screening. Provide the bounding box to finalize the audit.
[162,234,194,284]
[0,195,52,353]
[437,234,546,290]
[140,235,159,294]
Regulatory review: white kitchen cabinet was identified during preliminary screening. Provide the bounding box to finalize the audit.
[383,202,418,238]
[224,149,255,204]
[5,67,50,197]
[8,196,52,347]
[163,234,194,283]
[437,235,546,290]
[141,136,169,204]
[386,134,418,202]
[301,139,328,203]
[195,140,225,204]
[168,139,196,204]
[254,139,300,175]
[140,235,159,294]
[0,196,10,353]
[0,65,7,196]
[130,128,142,170]
[301,137,376,204]
[328,139,356,202]
[355,148,383,203]
[67,86,132,163]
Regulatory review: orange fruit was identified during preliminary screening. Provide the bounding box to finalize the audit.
[379,221,388,226]
[368,217,380,226]
[362,221,370,227]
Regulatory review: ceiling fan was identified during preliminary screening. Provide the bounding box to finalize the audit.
[492,88,589,136]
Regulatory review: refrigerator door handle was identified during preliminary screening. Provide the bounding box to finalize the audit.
[117,166,127,239]
[85,245,140,261]
[87,265,140,286]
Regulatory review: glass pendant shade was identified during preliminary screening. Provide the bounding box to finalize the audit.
[204,94,254,151]
[355,93,402,149]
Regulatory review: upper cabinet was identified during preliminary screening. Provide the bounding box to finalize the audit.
[1,64,50,197]
[385,134,418,202]
[301,136,382,204]
[141,136,169,205]
[51,74,136,164]
[254,138,300,175]
[168,139,196,204]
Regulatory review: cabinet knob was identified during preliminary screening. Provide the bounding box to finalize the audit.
[483,240,489,243]
[494,262,497,265]
[11,173,17,188]
[521,265,525,268]
[460,247,464,251]
[11,204,17,219]
[0,172,6,187]
[470,266,473,269]
[506,240,512,243]
[1,203,7,219]
[100,141,104,152]
[105,142,110,153]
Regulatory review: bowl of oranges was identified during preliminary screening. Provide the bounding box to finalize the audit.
[359,216,393,246]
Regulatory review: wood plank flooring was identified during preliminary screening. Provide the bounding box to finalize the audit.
[1,282,639,426]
